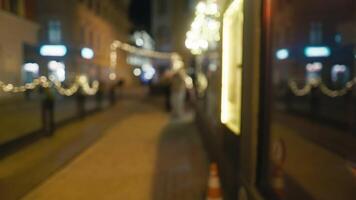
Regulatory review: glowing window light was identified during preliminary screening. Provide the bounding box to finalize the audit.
[332,64,347,73]
[306,62,323,72]
[81,47,94,59]
[133,68,142,77]
[332,64,348,82]
[23,63,39,74]
[40,45,67,57]
[48,61,66,82]
[142,63,156,81]
[304,46,331,57]
[276,49,289,60]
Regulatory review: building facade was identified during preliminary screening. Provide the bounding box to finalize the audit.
[151,0,197,64]
[34,0,132,86]
[192,0,356,199]
[0,0,38,97]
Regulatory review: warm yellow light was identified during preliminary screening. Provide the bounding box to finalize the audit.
[221,0,244,134]
[185,0,221,54]
[109,73,117,80]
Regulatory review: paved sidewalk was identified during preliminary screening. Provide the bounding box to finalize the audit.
[22,96,208,199]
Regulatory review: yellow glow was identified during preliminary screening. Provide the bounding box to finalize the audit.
[221,0,244,134]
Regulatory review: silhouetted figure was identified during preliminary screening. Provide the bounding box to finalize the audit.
[77,92,86,119]
[96,81,104,109]
[164,84,171,111]
[41,87,55,136]
[170,69,186,118]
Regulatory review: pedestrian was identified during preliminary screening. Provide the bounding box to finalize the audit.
[170,67,186,119]
[41,87,55,136]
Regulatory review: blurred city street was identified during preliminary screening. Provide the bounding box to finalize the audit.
[0,88,208,200]
[0,0,355,199]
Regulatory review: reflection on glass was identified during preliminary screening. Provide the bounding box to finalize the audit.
[261,0,356,199]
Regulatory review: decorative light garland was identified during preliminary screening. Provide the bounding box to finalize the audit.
[0,39,191,97]
[0,75,99,96]
[289,78,356,98]
[185,0,221,55]
[110,40,192,87]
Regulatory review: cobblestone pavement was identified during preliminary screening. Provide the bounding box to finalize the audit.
[20,91,208,200]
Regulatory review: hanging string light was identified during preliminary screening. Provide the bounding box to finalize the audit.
[0,39,190,97]
[110,40,192,88]
[185,0,221,55]
[289,77,356,98]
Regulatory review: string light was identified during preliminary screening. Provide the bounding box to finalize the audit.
[185,0,221,55]
[0,75,99,96]
[0,39,190,97]
[289,77,356,98]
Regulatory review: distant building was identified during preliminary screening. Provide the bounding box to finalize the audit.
[151,0,196,64]
[0,0,39,94]
[128,30,156,83]
[34,0,132,85]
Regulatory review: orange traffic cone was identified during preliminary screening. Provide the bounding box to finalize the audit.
[271,165,285,198]
[206,163,223,200]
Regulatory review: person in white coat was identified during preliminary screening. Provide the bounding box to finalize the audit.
[170,68,186,118]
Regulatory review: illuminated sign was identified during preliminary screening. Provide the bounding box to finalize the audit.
[306,62,323,72]
[304,46,331,57]
[276,49,289,60]
[40,45,67,57]
[48,61,66,82]
[81,47,94,59]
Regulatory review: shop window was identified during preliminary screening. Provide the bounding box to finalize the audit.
[220,0,244,134]
[258,0,356,199]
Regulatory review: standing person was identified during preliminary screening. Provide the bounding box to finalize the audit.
[170,68,186,118]
[41,87,55,136]
[161,70,172,112]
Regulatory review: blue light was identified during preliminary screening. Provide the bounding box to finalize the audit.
[276,49,289,60]
[40,45,67,57]
[81,47,94,59]
[304,46,331,58]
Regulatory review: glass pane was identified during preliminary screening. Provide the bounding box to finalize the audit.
[262,0,356,199]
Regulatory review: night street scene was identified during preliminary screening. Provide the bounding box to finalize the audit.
[0,0,355,199]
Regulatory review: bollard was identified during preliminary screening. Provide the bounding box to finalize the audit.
[109,85,116,106]
[41,88,55,136]
[77,92,86,119]
[96,86,103,110]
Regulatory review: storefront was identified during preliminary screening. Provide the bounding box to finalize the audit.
[194,0,356,199]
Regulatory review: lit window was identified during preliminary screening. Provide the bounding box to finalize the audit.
[48,20,62,43]
[221,0,244,134]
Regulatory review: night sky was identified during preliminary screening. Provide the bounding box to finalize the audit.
[129,0,152,32]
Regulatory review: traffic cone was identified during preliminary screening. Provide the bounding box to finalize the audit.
[271,165,285,199]
[206,163,223,200]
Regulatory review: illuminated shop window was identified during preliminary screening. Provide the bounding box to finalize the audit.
[221,0,244,134]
